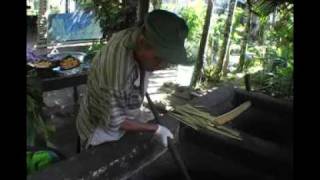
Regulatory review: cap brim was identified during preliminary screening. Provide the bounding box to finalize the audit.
[154,45,188,65]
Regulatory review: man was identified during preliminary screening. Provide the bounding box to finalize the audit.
[76,9,189,149]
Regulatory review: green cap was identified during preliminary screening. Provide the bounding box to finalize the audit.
[143,9,189,65]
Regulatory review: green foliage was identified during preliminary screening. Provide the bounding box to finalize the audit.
[184,40,199,65]
[239,4,293,98]
[163,1,293,98]
[206,6,245,66]
[179,6,205,42]
[87,41,104,53]
[84,41,105,62]
[27,71,55,147]
[78,0,95,11]
[207,14,227,63]
[250,61,293,98]
[178,2,206,65]
[250,0,278,17]
[27,150,59,175]
[203,65,217,82]
[205,2,292,98]
[48,6,61,14]
[77,0,137,39]
[230,7,246,44]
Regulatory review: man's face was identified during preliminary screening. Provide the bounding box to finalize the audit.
[134,36,169,71]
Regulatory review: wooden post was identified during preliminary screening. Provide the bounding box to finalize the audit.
[244,74,251,91]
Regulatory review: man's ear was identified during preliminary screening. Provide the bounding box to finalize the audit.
[138,35,152,50]
[137,34,145,45]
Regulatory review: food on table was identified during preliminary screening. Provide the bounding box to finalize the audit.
[33,60,52,69]
[60,56,80,70]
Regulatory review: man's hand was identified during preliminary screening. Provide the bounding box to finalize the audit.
[154,125,174,147]
[120,120,174,147]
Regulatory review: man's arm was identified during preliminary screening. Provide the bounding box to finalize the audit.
[120,119,173,147]
[120,119,158,132]
[108,91,159,133]
[108,87,172,146]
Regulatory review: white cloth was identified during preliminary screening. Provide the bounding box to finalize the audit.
[154,125,174,147]
[87,127,125,147]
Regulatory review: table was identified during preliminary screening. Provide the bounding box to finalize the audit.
[40,72,87,92]
[39,71,88,106]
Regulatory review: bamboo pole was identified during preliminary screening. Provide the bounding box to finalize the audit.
[169,101,252,141]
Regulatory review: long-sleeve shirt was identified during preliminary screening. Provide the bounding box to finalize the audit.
[76,27,147,148]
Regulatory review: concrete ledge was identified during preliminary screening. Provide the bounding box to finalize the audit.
[28,117,179,180]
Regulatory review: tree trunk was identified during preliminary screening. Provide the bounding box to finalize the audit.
[222,0,238,77]
[257,19,265,45]
[123,0,138,26]
[212,0,237,82]
[37,0,48,51]
[137,0,150,26]
[237,6,252,72]
[222,41,231,76]
[190,0,214,88]
[272,7,277,26]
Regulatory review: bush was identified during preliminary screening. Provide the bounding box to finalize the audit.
[203,64,217,82]
[178,2,206,65]
[27,71,55,147]
[84,41,105,63]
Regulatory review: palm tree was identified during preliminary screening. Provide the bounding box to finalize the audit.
[212,0,237,82]
[190,0,214,88]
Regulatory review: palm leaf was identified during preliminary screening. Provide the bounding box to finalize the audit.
[247,0,292,17]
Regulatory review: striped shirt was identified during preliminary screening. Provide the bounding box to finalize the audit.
[76,27,147,147]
